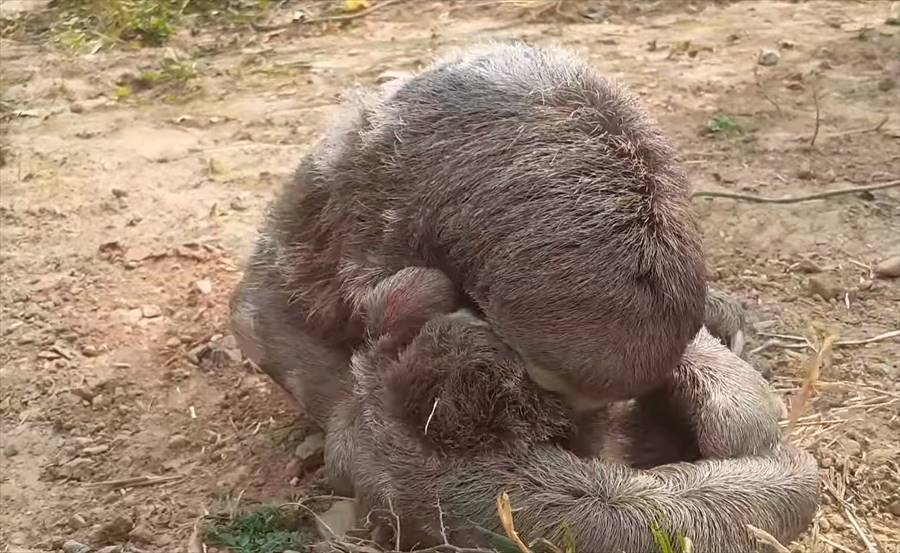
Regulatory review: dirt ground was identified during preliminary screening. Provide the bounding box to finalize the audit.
[1,1,898,552]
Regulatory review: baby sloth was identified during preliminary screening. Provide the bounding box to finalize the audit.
[344,267,819,552]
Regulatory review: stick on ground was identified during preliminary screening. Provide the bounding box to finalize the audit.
[691,179,900,203]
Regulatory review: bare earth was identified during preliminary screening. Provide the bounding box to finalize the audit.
[1,1,898,552]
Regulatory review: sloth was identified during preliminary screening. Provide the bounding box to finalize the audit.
[336,267,818,552]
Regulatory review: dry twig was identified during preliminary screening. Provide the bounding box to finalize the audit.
[747,524,791,553]
[810,87,823,147]
[252,0,412,31]
[754,67,782,115]
[84,474,185,488]
[691,179,900,203]
[827,115,889,139]
[786,330,838,432]
[187,517,204,553]
[496,492,533,553]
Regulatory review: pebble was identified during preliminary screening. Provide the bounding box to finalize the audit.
[94,515,133,545]
[193,278,213,295]
[69,102,85,114]
[128,522,154,544]
[807,276,841,300]
[92,394,107,408]
[68,513,89,529]
[82,444,110,456]
[867,447,898,466]
[793,259,822,274]
[71,387,95,402]
[285,458,301,477]
[167,434,190,450]
[758,49,780,66]
[889,499,900,516]
[3,443,19,457]
[165,336,181,348]
[838,437,862,457]
[874,255,900,279]
[316,500,357,539]
[81,345,99,357]
[141,305,162,319]
[294,432,325,471]
[62,541,92,553]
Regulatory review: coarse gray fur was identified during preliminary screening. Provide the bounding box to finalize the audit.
[230,42,709,430]
[344,268,818,551]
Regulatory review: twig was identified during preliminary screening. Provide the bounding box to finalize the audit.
[84,474,185,488]
[820,536,859,553]
[827,116,889,139]
[754,67,782,115]
[691,179,900,203]
[496,492,533,553]
[752,329,900,355]
[424,398,439,435]
[187,517,203,553]
[833,329,900,346]
[756,332,806,341]
[746,525,791,553]
[252,0,412,31]
[844,506,879,553]
[810,86,822,147]
[388,496,401,552]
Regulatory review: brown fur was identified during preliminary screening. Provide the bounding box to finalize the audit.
[344,276,818,551]
[230,42,708,428]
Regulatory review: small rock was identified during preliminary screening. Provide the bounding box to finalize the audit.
[81,344,99,357]
[838,438,862,457]
[129,522,154,544]
[229,198,249,211]
[167,434,191,450]
[82,444,110,456]
[111,188,128,199]
[69,102,85,114]
[807,277,841,300]
[889,499,900,516]
[818,517,831,532]
[68,513,89,530]
[826,513,843,531]
[71,387,95,402]
[294,432,325,471]
[878,78,897,92]
[874,255,900,279]
[778,39,796,49]
[206,342,242,368]
[60,457,95,480]
[285,458,302,477]
[62,541,92,553]
[796,167,815,180]
[94,515,133,545]
[758,49,780,66]
[141,305,162,319]
[91,394,107,408]
[193,278,213,295]
[3,443,19,457]
[794,259,822,274]
[316,500,358,539]
[165,336,182,348]
[866,448,897,466]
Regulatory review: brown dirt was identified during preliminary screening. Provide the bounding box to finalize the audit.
[1,1,898,552]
